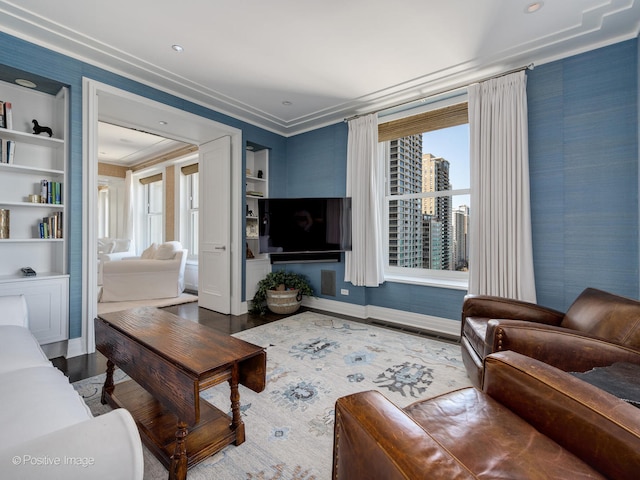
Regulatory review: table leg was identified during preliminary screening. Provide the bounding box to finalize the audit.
[229,364,245,445]
[101,359,115,405]
[169,421,188,480]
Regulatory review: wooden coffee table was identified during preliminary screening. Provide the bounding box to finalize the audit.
[95,307,266,480]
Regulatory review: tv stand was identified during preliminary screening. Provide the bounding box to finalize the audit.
[270,252,341,264]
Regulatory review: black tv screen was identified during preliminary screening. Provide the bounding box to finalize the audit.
[258,197,352,256]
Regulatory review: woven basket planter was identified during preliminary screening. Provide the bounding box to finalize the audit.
[266,289,302,314]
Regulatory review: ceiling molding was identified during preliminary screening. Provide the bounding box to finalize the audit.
[1,1,638,136]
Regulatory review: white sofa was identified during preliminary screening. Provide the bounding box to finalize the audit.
[97,237,135,285]
[0,295,143,479]
[100,241,188,302]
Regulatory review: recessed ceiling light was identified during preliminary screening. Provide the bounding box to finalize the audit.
[171,44,184,53]
[525,2,543,13]
[282,101,293,106]
[15,78,37,88]
[158,120,168,125]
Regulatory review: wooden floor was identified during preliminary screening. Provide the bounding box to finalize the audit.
[53,303,459,383]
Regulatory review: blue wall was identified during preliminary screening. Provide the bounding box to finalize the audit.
[0,32,286,339]
[284,38,639,318]
[528,39,638,311]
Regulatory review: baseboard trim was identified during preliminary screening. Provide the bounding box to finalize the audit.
[302,297,461,339]
[66,337,87,359]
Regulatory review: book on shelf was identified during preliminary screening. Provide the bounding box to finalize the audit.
[6,140,15,164]
[0,100,14,130]
[0,138,13,164]
[39,180,62,204]
[4,102,12,130]
[38,211,63,239]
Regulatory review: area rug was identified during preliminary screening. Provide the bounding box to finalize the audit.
[72,311,471,479]
[97,292,198,314]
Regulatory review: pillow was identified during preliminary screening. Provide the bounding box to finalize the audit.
[140,243,157,259]
[113,238,131,253]
[154,241,182,260]
[97,239,115,254]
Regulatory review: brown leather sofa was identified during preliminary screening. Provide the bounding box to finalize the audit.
[461,287,640,387]
[333,351,640,480]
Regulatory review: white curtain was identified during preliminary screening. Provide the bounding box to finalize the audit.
[468,71,536,301]
[345,113,385,287]
[123,170,135,251]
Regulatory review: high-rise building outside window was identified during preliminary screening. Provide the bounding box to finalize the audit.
[381,99,470,287]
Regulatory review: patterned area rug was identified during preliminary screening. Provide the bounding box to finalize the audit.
[97,292,198,314]
[73,311,471,479]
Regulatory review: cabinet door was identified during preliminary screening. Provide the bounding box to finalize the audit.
[0,276,69,344]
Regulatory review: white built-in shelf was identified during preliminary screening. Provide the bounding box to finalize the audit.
[0,127,64,147]
[0,238,63,243]
[0,201,64,208]
[0,271,68,283]
[0,163,64,176]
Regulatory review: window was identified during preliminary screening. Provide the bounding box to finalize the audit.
[380,99,470,288]
[186,170,199,258]
[143,176,163,247]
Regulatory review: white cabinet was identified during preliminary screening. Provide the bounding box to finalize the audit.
[0,79,69,345]
[0,275,69,344]
[245,144,270,304]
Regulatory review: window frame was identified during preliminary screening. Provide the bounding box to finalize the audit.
[144,177,164,247]
[185,169,199,259]
[379,94,470,290]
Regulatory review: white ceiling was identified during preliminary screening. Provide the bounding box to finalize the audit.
[1,0,639,137]
[98,122,191,167]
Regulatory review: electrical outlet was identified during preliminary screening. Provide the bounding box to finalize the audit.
[340,288,349,296]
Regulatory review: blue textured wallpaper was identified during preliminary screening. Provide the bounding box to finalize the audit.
[528,39,638,311]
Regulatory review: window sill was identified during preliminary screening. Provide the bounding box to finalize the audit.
[384,272,468,291]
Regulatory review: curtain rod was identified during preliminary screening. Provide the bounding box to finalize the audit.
[344,63,534,123]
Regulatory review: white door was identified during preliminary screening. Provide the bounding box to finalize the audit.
[199,136,231,313]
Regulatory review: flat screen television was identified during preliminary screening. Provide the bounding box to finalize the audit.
[258,197,352,262]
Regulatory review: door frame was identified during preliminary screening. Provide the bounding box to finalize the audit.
[78,79,243,356]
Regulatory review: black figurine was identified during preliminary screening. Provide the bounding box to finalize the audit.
[32,119,53,137]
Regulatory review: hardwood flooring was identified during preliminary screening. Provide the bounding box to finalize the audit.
[52,303,458,383]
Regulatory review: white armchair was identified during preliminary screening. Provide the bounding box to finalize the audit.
[100,242,188,302]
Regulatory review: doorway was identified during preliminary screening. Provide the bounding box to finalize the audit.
[81,79,244,355]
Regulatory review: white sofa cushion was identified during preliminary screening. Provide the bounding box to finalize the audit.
[0,409,144,480]
[0,295,29,327]
[0,366,93,448]
[154,241,182,260]
[140,242,157,259]
[97,238,115,254]
[0,326,51,375]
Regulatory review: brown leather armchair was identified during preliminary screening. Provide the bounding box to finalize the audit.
[333,351,640,480]
[461,287,640,387]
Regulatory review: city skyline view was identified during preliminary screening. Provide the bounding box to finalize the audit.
[387,122,470,272]
[423,123,469,208]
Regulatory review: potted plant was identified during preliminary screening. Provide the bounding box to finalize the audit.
[250,270,314,315]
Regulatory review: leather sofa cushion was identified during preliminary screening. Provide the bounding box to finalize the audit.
[462,316,489,358]
[404,387,604,479]
[562,288,640,348]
